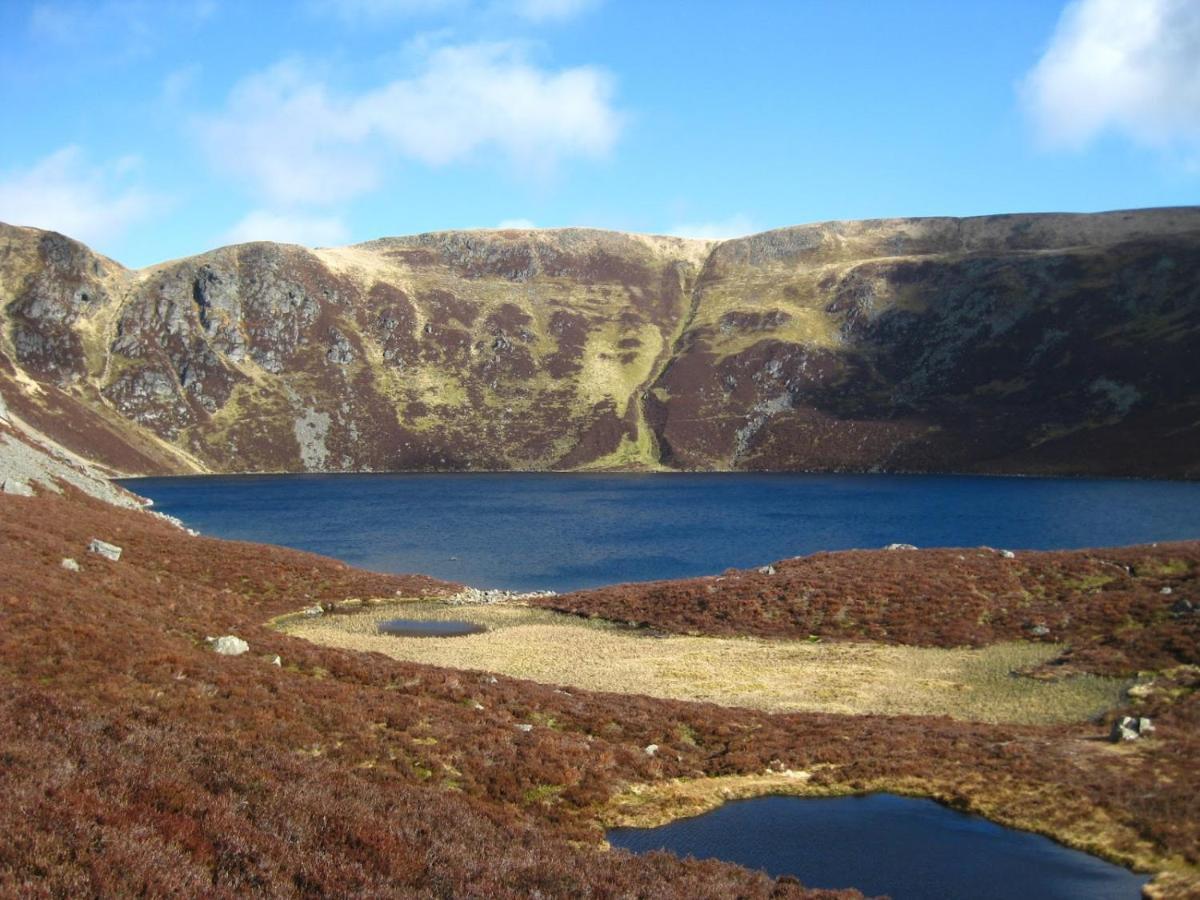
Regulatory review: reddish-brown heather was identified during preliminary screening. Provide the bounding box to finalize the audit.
[537,545,1200,676]
[1,488,1197,896]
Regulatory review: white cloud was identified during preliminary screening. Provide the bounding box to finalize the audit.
[198,62,380,206]
[224,210,350,247]
[667,214,757,241]
[0,146,161,245]
[1022,0,1200,153]
[199,43,621,206]
[496,217,536,228]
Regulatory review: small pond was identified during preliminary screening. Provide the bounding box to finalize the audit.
[377,619,486,637]
[607,794,1148,899]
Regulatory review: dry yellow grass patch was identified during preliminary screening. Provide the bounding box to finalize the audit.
[280,602,1130,725]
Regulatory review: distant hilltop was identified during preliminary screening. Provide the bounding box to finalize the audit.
[2,207,1199,478]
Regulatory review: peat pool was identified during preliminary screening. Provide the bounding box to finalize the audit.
[607,794,1149,899]
[377,618,487,637]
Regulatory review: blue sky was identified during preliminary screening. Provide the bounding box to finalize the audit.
[0,0,1197,267]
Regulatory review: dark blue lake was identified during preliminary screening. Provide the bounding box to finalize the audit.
[607,794,1149,899]
[123,473,1200,592]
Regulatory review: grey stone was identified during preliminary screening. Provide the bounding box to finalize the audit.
[88,538,122,561]
[60,557,80,572]
[644,744,659,757]
[515,723,533,733]
[999,549,1016,559]
[884,543,918,551]
[1110,715,1153,742]
[2,479,34,496]
[1160,586,1173,595]
[1110,717,1140,742]
[757,565,776,575]
[212,635,249,656]
[1029,624,1050,637]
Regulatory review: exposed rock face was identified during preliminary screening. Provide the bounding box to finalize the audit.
[2,210,1199,477]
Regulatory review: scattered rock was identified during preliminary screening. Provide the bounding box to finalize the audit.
[1160,586,1173,595]
[1110,715,1153,742]
[271,655,282,667]
[445,587,557,605]
[757,565,776,575]
[643,744,659,757]
[1029,624,1051,637]
[471,702,484,711]
[61,557,80,572]
[999,549,1016,559]
[211,635,249,656]
[87,538,122,561]
[2,478,34,496]
[302,605,323,618]
[884,543,918,551]
[515,723,533,733]
[1171,598,1196,617]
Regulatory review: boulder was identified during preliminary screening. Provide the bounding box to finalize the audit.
[88,538,122,561]
[1110,715,1153,742]
[644,744,659,757]
[515,723,533,733]
[1029,624,1050,637]
[60,557,80,572]
[884,543,918,551]
[212,635,249,656]
[999,549,1016,559]
[2,479,34,496]
[757,565,776,575]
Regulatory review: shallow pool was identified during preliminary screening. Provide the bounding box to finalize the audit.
[377,618,486,637]
[607,794,1148,899]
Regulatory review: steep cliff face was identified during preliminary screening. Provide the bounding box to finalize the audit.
[2,208,1198,477]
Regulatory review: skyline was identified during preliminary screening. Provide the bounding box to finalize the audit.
[1,0,1197,268]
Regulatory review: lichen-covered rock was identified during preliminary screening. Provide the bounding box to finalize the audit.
[211,635,249,656]
[87,539,122,561]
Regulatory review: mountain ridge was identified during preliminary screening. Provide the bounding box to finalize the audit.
[2,206,1199,478]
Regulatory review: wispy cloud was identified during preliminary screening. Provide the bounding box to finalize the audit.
[0,146,163,245]
[198,42,622,206]
[506,0,599,23]
[310,0,598,23]
[224,209,350,247]
[1022,0,1200,157]
[667,213,757,240]
[308,0,465,21]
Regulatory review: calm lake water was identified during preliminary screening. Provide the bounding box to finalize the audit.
[124,473,1200,591]
[607,794,1149,899]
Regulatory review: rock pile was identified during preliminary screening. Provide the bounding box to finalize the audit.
[445,587,557,606]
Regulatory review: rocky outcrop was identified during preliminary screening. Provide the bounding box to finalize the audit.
[2,209,1199,478]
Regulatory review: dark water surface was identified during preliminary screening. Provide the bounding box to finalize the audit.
[124,473,1200,591]
[377,619,486,637]
[607,794,1149,899]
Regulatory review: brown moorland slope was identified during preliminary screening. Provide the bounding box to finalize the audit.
[3,207,1200,477]
[536,545,1200,676]
[2,485,1199,896]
